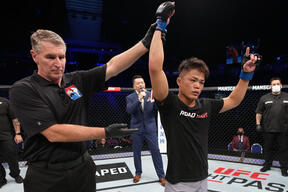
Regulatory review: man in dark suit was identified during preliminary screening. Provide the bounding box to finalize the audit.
[126,75,166,186]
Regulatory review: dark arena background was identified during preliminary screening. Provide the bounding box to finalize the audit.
[0,0,288,191]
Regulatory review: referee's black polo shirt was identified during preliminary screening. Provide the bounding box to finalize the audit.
[0,97,15,140]
[255,92,288,132]
[9,65,107,163]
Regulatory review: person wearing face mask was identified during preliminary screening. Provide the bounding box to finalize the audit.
[255,77,288,177]
[231,127,250,152]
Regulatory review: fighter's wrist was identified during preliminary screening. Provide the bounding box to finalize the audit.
[240,69,254,81]
[156,19,167,32]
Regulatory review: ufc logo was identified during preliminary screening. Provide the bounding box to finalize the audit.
[214,167,269,180]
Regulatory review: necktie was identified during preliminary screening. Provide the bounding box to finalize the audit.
[141,99,144,111]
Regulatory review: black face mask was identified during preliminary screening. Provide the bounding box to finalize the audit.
[237,132,243,135]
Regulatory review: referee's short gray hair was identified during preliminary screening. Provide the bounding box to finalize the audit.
[30,29,66,53]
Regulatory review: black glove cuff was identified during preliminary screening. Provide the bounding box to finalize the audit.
[141,23,167,49]
[104,127,110,138]
[141,23,156,49]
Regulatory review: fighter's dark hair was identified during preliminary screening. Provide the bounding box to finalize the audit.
[178,57,210,80]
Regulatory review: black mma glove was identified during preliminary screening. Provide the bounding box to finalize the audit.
[156,1,175,22]
[256,124,263,132]
[241,53,262,67]
[155,1,175,32]
[240,51,262,81]
[105,123,138,138]
[141,23,167,49]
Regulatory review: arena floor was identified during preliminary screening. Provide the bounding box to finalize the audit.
[1,153,287,192]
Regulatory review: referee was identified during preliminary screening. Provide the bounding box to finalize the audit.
[256,77,288,176]
[8,28,151,192]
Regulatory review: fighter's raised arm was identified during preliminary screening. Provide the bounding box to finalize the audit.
[149,1,175,102]
[105,5,174,81]
[220,47,261,113]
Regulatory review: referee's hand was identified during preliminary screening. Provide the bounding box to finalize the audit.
[105,123,138,138]
[256,124,263,132]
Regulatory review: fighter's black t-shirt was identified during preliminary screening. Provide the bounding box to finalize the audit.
[9,65,107,163]
[156,92,223,184]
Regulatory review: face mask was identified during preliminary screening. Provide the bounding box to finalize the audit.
[272,85,281,93]
[237,132,243,135]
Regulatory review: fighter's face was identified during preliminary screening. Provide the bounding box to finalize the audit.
[177,68,205,105]
[31,41,66,85]
[133,78,145,93]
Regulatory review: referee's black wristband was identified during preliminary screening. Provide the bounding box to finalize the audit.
[16,133,21,135]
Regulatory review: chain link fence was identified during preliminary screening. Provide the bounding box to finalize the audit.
[1,85,287,166]
[87,85,287,167]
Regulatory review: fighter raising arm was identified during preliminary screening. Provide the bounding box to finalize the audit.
[149,1,175,102]
[220,47,260,113]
